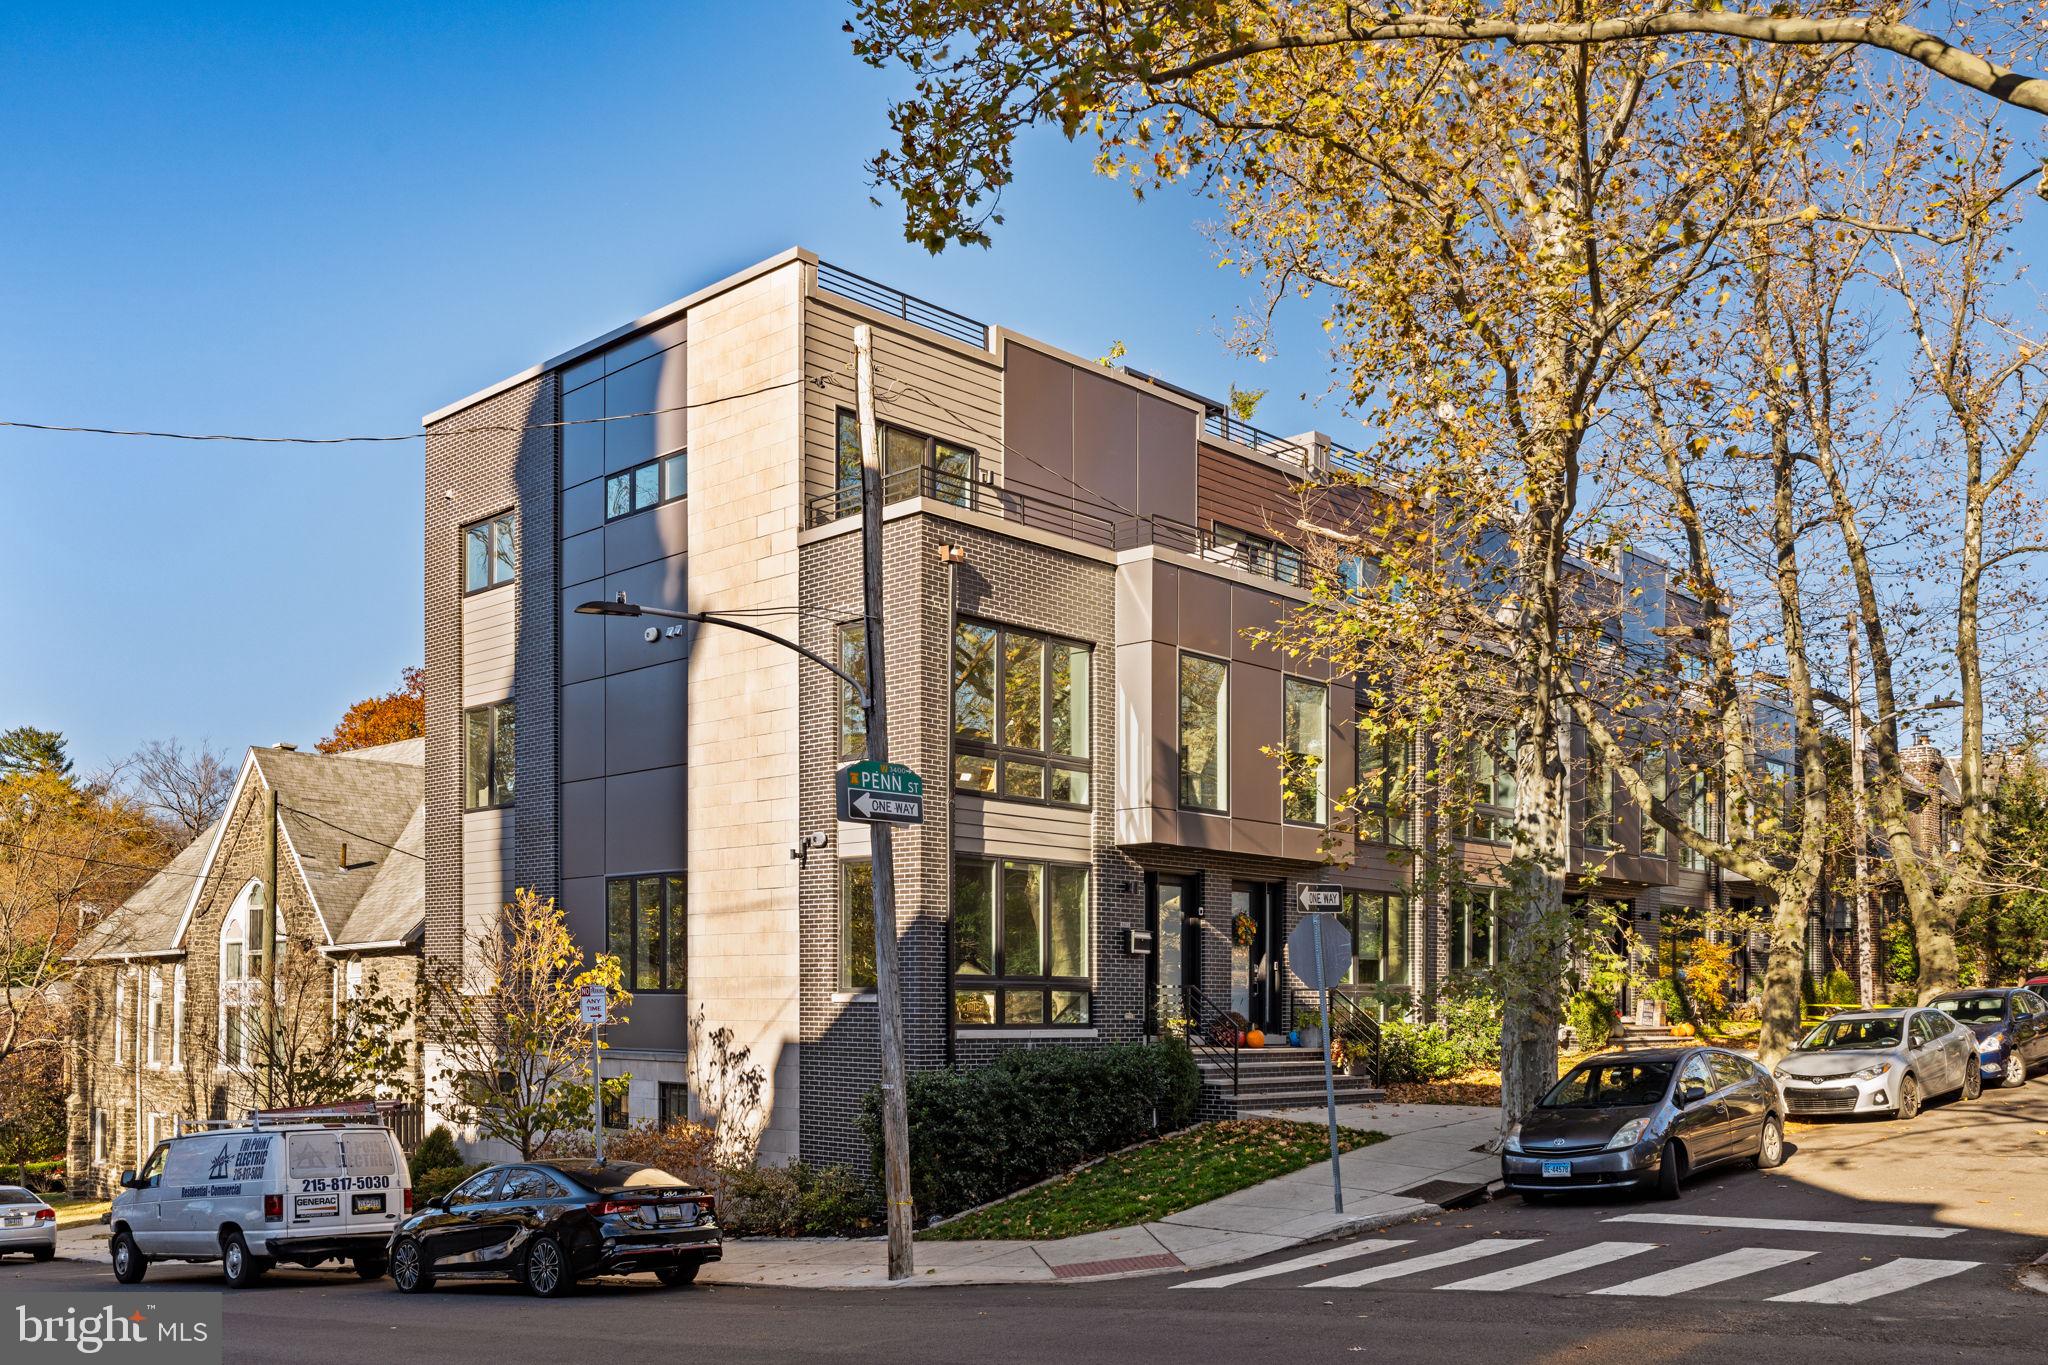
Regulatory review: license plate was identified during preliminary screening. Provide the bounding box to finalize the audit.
[351,1194,386,1216]
[2,1215,21,1227]
[1541,1160,1572,1179]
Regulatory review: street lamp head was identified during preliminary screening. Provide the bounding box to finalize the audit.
[575,593,643,618]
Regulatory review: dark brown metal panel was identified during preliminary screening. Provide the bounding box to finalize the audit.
[560,679,606,783]
[1230,586,1282,665]
[1137,394,1198,526]
[1235,818,1285,860]
[1230,661,1284,825]
[1072,367,1140,517]
[1001,343,1075,510]
[1178,571,1231,656]
[1197,442,1298,536]
[1146,639,1177,812]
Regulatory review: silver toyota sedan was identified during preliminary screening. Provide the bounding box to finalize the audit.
[1771,1007,1980,1120]
[0,1185,57,1261]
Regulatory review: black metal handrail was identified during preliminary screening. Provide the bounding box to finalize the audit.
[1202,410,1312,467]
[816,261,990,349]
[1324,992,1384,1087]
[1179,982,1243,1096]
[804,464,1121,543]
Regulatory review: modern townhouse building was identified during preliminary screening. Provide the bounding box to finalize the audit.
[421,248,1747,1168]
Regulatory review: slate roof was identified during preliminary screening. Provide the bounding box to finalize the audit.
[76,738,424,961]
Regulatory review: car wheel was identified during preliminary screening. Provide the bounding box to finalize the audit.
[33,1245,56,1262]
[655,1262,701,1288]
[110,1230,148,1284]
[1895,1074,1922,1121]
[353,1255,387,1280]
[1652,1141,1684,1200]
[1962,1063,1982,1101]
[2003,1054,2029,1089]
[522,1233,575,1298]
[221,1231,269,1288]
[389,1237,433,1293]
[1752,1115,1787,1170]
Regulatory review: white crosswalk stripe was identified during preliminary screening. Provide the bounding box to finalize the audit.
[1436,1241,1660,1292]
[1606,1213,1963,1240]
[1170,1239,1413,1290]
[1587,1246,1813,1297]
[1303,1239,1541,1289]
[1767,1257,1981,1305]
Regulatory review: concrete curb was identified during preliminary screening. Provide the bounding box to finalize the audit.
[2020,1249,2048,1297]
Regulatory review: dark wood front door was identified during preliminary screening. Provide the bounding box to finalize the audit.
[1147,875,1201,1034]
[1237,882,1285,1033]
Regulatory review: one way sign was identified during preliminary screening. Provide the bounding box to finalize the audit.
[838,760,925,825]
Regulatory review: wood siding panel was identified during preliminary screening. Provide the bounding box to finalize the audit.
[460,810,514,973]
[461,586,517,706]
[953,796,1093,862]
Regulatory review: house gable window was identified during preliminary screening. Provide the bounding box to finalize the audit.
[951,620,1090,807]
[463,701,515,810]
[605,874,685,993]
[219,882,280,1068]
[1177,653,1228,813]
[604,451,687,520]
[951,858,1089,1027]
[463,512,517,593]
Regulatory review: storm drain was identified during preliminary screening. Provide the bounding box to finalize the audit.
[1048,1252,1185,1278]
[1395,1179,1489,1209]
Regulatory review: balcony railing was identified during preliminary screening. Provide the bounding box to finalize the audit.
[1202,410,1312,468]
[816,261,989,349]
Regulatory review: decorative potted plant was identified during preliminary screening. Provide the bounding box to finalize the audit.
[1295,1006,1324,1051]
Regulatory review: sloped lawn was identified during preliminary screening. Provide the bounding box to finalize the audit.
[920,1118,1384,1243]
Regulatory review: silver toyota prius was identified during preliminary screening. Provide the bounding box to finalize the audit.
[1772,1007,1980,1120]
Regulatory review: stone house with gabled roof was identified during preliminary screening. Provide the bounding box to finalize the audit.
[65,739,424,1192]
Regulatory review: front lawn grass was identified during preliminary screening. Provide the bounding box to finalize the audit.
[920,1119,1385,1243]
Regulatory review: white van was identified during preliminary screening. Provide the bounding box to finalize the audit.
[110,1113,412,1286]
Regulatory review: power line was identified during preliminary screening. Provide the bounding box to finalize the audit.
[0,835,196,879]
[276,804,425,863]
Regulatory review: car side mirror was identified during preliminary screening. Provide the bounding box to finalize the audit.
[426,1195,449,1212]
[1678,1081,1707,1106]
[118,1169,137,1189]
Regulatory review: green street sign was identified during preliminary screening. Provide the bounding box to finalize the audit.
[838,761,925,824]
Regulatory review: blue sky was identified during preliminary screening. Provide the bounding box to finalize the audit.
[1,1,1347,771]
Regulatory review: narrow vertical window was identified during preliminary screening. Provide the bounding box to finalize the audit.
[1177,654,1229,812]
[1585,748,1614,848]
[604,874,686,992]
[840,860,876,991]
[837,623,868,760]
[463,701,515,810]
[1282,678,1328,824]
[463,514,517,591]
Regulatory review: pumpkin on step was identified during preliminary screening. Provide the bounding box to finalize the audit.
[1246,1028,1265,1048]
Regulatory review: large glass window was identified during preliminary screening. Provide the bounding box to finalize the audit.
[1282,678,1329,825]
[463,513,516,593]
[1449,888,1498,971]
[836,622,868,760]
[1209,523,1305,586]
[1584,748,1614,849]
[605,874,685,992]
[951,858,1089,1027]
[840,860,876,992]
[1356,728,1410,845]
[605,452,686,520]
[1465,727,1517,841]
[835,410,973,511]
[463,701,515,810]
[952,620,1090,806]
[1177,653,1229,812]
[1339,890,1407,987]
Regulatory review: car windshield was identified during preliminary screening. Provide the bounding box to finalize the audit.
[1933,994,2007,1025]
[1540,1060,1675,1109]
[1799,1018,1903,1050]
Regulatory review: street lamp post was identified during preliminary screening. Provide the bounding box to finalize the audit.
[576,594,870,708]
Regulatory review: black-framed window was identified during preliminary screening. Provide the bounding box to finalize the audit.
[951,858,1089,1027]
[659,1082,689,1127]
[1643,746,1669,856]
[952,619,1091,807]
[605,451,687,520]
[463,513,516,593]
[606,873,686,993]
[601,1089,629,1130]
[1584,749,1615,849]
[1211,523,1305,586]
[1356,727,1410,845]
[1177,652,1228,812]
[1448,888,1498,971]
[837,622,868,760]
[1281,677,1328,825]
[1679,768,1713,870]
[834,409,973,511]
[1464,726,1517,841]
[840,860,876,992]
[463,702,514,810]
[1339,890,1407,987]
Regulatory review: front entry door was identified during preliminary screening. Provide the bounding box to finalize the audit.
[1148,875,1201,1034]
[1236,882,1285,1034]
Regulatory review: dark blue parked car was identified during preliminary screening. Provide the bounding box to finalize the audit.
[1929,988,2048,1089]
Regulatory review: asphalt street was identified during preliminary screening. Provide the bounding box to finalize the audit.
[7,1083,2044,1365]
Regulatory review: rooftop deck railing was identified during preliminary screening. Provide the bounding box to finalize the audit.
[1202,410,1313,468]
[816,261,990,349]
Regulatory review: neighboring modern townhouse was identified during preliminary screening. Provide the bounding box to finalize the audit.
[65,740,425,1192]
[421,248,1759,1169]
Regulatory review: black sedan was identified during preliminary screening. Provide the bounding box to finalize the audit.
[388,1160,720,1297]
[1930,987,2048,1089]
[1502,1047,1787,1200]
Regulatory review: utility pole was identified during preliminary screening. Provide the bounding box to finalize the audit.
[261,779,279,1108]
[1847,617,1874,1008]
[855,323,915,1281]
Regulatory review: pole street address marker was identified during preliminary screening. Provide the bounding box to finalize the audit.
[839,760,925,825]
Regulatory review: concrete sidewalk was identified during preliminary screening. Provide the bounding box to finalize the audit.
[701,1103,1498,1289]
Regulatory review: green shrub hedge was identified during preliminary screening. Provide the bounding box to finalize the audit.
[860,1040,1201,1219]
[722,1161,877,1237]
[409,1126,461,1172]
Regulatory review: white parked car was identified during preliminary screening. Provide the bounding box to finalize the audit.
[0,1185,57,1261]
[110,1116,412,1287]
[1772,1007,1980,1120]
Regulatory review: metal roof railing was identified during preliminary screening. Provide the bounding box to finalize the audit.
[816,261,989,349]
[1202,410,1312,467]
